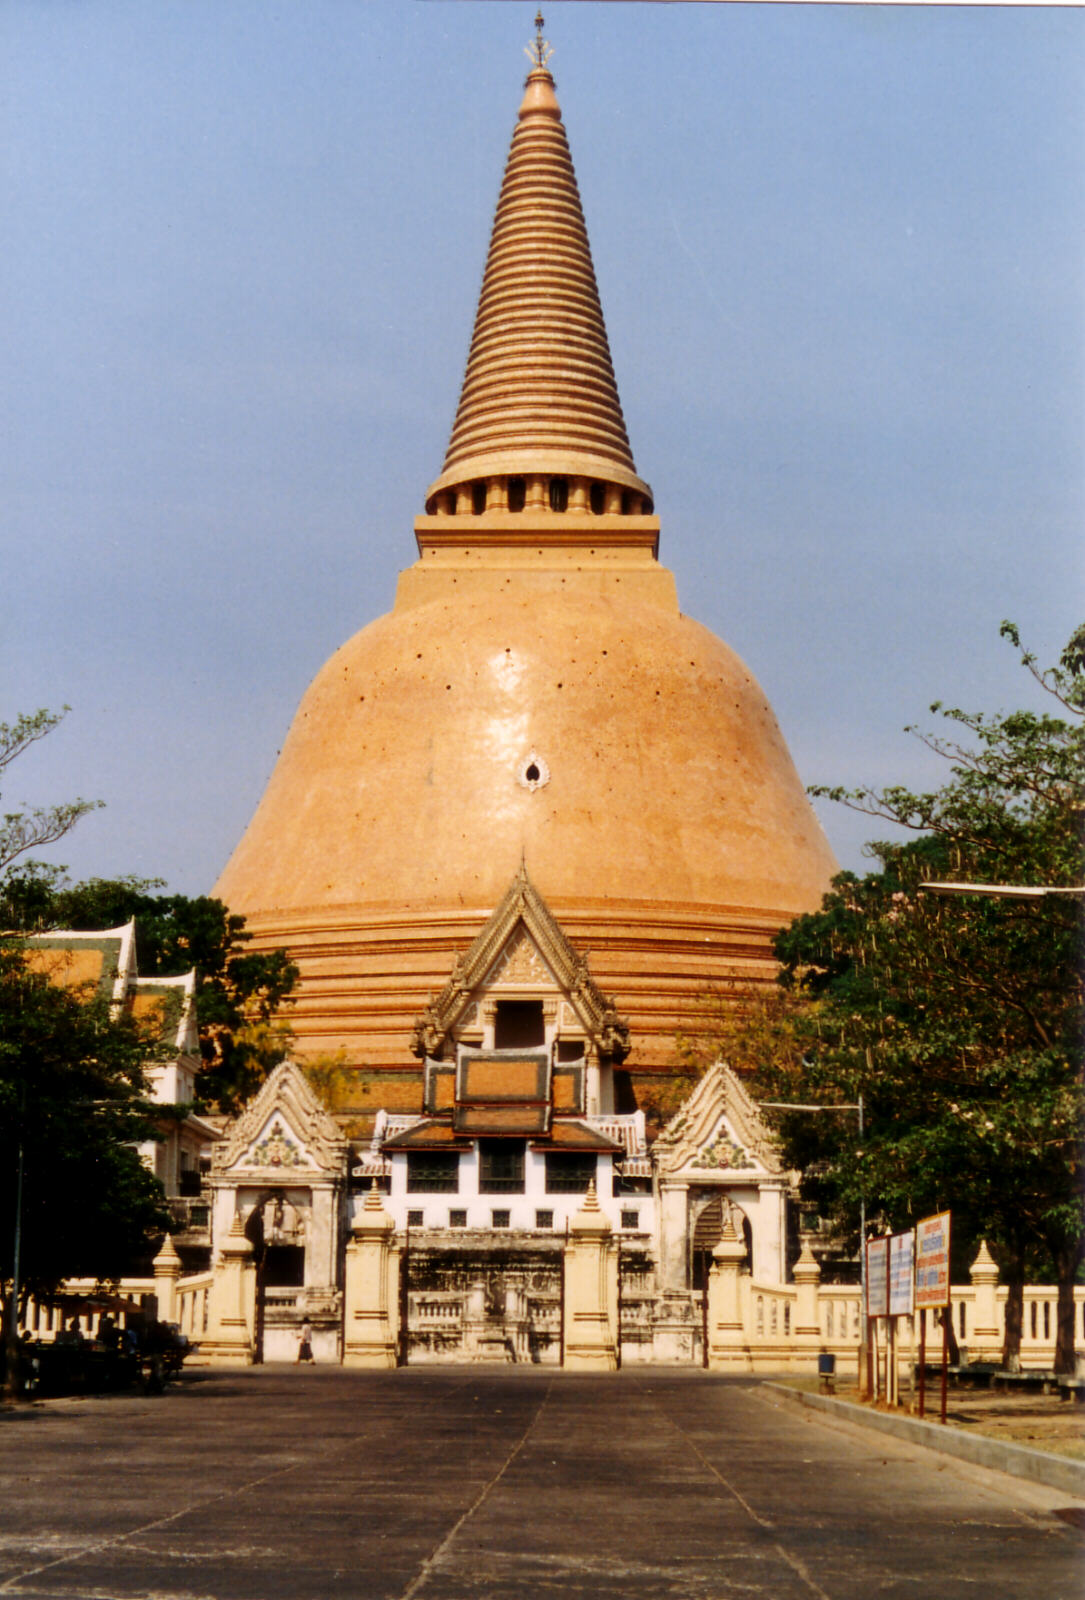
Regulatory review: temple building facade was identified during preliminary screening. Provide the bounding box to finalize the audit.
[201,31,838,1363]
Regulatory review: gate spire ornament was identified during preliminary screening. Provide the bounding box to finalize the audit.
[525,10,553,72]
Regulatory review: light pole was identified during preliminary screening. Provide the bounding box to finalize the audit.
[760,1096,867,1389]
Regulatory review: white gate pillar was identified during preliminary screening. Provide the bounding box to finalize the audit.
[153,1234,182,1324]
[562,1182,618,1370]
[706,1212,749,1370]
[342,1184,401,1368]
[203,1214,256,1365]
[969,1240,1001,1358]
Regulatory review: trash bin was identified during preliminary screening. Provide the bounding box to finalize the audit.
[817,1353,836,1377]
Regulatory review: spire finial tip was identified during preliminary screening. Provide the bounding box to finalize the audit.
[525,10,553,72]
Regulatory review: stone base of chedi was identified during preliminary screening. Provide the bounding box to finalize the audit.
[214,45,836,1124]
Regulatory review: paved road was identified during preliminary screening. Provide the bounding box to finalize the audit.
[1,1367,1081,1599]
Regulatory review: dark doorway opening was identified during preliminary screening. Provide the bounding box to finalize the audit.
[263,1245,305,1288]
[494,1000,545,1049]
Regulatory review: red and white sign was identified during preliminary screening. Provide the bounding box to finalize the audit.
[888,1230,915,1316]
[915,1212,951,1309]
[866,1235,889,1318]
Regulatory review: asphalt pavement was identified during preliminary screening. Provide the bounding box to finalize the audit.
[1,1366,1082,1599]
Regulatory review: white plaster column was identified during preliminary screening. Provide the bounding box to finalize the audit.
[306,1184,340,1287]
[562,1182,618,1370]
[657,1182,689,1293]
[585,1057,601,1117]
[706,1213,750,1371]
[152,1234,182,1324]
[203,1214,256,1365]
[342,1184,400,1368]
[460,1146,481,1226]
[210,1183,240,1261]
[756,1181,789,1285]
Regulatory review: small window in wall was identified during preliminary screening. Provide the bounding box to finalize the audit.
[492,1209,511,1229]
[557,1039,584,1063]
[589,481,605,515]
[508,476,526,512]
[449,1209,467,1228]
[494,1000,545,1049]
[620,1210,639,1230]
[535,1209,554,1230]
[407,1152,460,1193]
[549,476,568,512]
[545,1153,597,1194]
[471,481,487,515]
[407,1209,424,1228]
[479,1140,525,1193]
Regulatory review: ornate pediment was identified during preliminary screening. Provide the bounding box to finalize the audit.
[653,1063,782,1178]
[212,1059,348,1179]
[485,927,553,988]
[410,864,630,1064]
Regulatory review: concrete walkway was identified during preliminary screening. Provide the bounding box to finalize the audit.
[769,1380,1085,1497]
[1,1367,1082,1599]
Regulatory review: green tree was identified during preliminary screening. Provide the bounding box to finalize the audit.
[712,624,1082,1372]
[0,708,100,875]
[0,708,167,1389]
[0,871,298,1114]
[0,938,169,1303]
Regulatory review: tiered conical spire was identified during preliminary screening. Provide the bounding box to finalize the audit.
[425,25,651,515]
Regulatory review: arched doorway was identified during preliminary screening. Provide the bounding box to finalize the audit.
[689,1195,752,1292]
[244,1189,308,1362]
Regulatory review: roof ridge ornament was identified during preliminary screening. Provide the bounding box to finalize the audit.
[524,10,553,73]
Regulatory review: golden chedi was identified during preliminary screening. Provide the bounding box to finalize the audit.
[215,42,837,1120]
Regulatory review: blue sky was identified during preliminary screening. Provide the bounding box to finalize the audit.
[3,2,1082,893]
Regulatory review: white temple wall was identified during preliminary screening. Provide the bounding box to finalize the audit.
[369,1149,652,1238]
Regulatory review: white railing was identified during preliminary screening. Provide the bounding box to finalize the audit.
[585,1112,648,1157]
[21,1278,155,1343]
[411,1294,464,1324]
[725,1263,1085,1373]
[176,1272,212,1337]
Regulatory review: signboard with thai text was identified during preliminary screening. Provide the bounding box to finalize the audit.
[915,1212,951,1308]
[888,1229,915,1316]
[866,1235,889,1318]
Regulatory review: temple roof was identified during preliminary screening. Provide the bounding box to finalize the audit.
[426,54,651,509]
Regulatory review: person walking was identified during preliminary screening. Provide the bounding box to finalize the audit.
[296,1318,314,1364]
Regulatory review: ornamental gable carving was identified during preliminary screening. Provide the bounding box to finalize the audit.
[688,1114,756,1172]
[245,1116,310,1171]
[213,1059,348,1178]
[485,928,552,988]
[653,1063,782,1178]
[410,864,630,1064]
